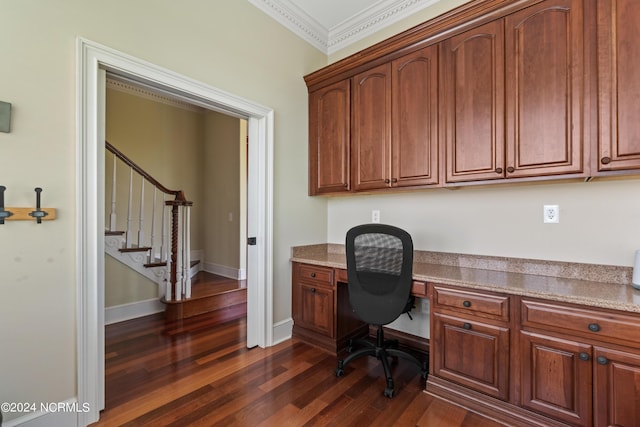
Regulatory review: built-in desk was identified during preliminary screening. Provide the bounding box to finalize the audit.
[292,244,640,427]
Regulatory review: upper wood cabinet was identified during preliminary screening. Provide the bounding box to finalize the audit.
[352,45,439,191]
[596,0,640,172]
[443,0,587,184]
[308,79,350,195]
[504,0,586,179]
[442,20,505,183]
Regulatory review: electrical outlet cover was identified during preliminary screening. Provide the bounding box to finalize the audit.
[543,205,559,223]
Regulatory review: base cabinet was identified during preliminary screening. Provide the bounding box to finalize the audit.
[292,262,367,353]
[520,331,593,426]
[593,346,640,426]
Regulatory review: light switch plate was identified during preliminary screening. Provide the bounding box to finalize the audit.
[0,101,11,133]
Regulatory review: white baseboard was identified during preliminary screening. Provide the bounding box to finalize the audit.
[203,261,246,280]
[272,317,293,345]
[2,398,80,427]
[104,298,164,325]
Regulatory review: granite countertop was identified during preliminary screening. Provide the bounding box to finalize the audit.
[291,244,640,314]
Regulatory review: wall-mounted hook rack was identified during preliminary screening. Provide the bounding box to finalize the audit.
[0,186,57,224]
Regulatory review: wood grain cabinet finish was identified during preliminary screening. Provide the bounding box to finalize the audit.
[504,0,586,179]
[342,45,440,193]
[442,19,505,183]
[593,346,640,426]
[308,80,350,195]
[430,284,511,401]
[520,330,593,426]
[443,0,587,184]
[596,0,640,172]
[520,298,640,427]
[292,262,367,353]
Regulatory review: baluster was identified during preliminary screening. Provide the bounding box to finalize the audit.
[125,168,133,248]
[109,153,117,231]
[137,177,145,247]
[160,193,167,262]
[183,204,192,299]
[149,187,157,264]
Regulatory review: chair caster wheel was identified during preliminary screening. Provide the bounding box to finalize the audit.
[335,368,345,377]
[384,387,394,398]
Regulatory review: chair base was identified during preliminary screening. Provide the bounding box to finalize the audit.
[334,325,428,398]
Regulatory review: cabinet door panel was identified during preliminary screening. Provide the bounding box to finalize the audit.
[597,0,640,171]
[352,63,392,191]
[308,80,351,195]
[392,45,439,187]
[505,0,585,178]
[443,20,505,183]
[432,313,509,400]
[520,331,592,426]
[594,346,640,427]
[298,284,334,337]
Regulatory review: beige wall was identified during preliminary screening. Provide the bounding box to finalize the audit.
[203,111,242,271]
[0,0,327,420]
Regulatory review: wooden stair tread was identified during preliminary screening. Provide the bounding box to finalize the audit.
[119,246,152,253]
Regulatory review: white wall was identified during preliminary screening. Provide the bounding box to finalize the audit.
[0,1,327,423]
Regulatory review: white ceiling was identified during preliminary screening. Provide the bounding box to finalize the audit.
[247,0,443,55]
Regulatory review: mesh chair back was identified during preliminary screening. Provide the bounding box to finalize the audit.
[346,224,413,325]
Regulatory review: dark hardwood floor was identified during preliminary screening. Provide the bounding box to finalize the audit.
[92,299,504,426]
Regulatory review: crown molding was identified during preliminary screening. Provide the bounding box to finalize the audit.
[248,0,442,55]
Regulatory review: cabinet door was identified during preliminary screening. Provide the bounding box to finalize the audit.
[597,0,640,171]
[308,80,351,195]
[520,331,592,426]
[505,0,586,178]
[297,283,334,337]
[432,312,510,400]
[352,63,392,191]
[391,45,439,187]
[594,346,640,427]
[442,19,505,183]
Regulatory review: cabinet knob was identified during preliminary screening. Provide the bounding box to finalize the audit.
[311,287,316,293]
[495,168,503,174]
[463,323,471,330]
[462,300,471,308]
[343,183,348,188]
[588,323,601,332]
[601,157,612,165]
[506,166,515,173]
[579,352,590,361]
[384,178,390,184]
[597,356,608,365]
[391,178,398,183]
[310,272,316,278]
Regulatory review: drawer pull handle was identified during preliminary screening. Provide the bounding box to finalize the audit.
[588,323,601,332]
[463,323,471,330]
[462,300,471,308]
[310,272,316,278]
[579,352,590,361]
[597,356,608,365]
[601,157,612,165]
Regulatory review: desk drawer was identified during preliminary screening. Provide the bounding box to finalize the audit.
[298,264,333,287]
[521,299,640,347]
[432,284,509,321]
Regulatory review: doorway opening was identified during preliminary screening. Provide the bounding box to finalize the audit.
[77,38,274,426]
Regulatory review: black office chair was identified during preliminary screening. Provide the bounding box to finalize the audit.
[335,224,428,397]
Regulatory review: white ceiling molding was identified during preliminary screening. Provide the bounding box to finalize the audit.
[248,0,442,55]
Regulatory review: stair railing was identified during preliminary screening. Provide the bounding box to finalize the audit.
[105,141,192,302]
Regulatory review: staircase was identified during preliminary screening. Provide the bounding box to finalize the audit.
[105,141,246,321]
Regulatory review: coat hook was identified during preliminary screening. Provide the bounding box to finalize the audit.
[0,186,12,224]
[29,187,48,224]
